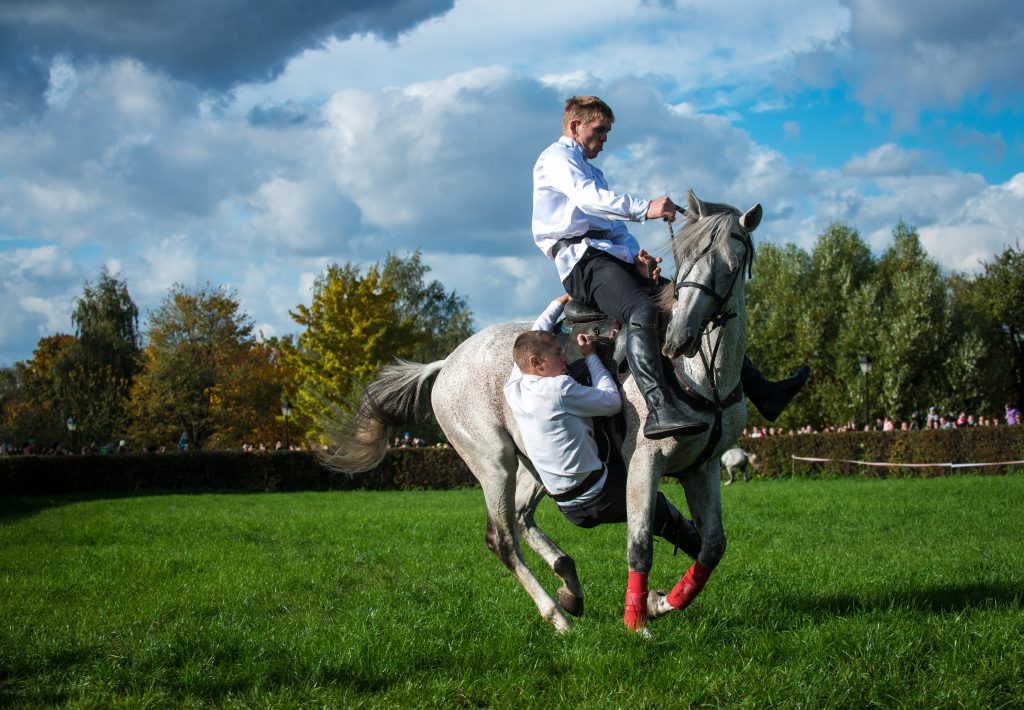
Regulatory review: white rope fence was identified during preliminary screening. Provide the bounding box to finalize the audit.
[790,455,1024,475]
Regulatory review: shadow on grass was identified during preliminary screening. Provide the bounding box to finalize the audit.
[0,491,214,524]
[780,582,1022,618]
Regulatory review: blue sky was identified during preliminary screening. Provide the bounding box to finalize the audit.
[2,0,1023,366]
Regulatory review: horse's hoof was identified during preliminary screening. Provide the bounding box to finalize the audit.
[647,590,674,620]
[557,587,584,617]
[724,479,733,486]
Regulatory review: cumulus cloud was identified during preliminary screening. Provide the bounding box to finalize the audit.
[0,0,456,122]
[788,0,1024,127]
[842,143,932,177]
[0,245,79,363]
[322,67,554,250]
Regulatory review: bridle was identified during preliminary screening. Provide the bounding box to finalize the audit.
[663,212,753,475]
[667,213,753,336]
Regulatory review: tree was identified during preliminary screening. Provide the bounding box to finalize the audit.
[381,250,474,361]
[871,221,952,420]
[0,335,77,449]
[286,251,474,443]
[129,284,264,449]
[745,241,815,428]
[55,269,141,444]
[949,240,1024,412]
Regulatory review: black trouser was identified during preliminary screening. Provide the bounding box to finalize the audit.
[562,248,657,327]
[557,453,702,559]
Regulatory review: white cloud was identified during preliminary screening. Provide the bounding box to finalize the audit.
[842,143,932,177]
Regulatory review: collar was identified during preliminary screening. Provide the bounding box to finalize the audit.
[558,135,583,157]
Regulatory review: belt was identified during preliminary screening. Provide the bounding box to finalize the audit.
[551,229,608,258]
[548,466,605,503]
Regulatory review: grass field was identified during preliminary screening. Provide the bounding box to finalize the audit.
[2,474,1022,707]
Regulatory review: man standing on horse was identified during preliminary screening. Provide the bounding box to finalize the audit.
[532,95,809,439]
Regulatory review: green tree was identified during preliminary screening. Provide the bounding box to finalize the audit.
[871,221,952,421]
[804,223,876,428]
[381,250,474,361]
[745,241,815,428]
[948,240,1024,415]
[56,269,141,444]
[129,284,262,449]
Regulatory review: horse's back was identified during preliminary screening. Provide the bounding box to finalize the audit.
[432,322,529,453]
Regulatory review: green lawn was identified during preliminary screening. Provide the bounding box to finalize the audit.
[2,474,1022,707]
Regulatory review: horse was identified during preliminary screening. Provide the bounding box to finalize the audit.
[721,447,759,484]
[323,190,760,632]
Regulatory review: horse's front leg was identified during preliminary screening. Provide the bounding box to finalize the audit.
[623,452,661,631]
[665,461,725,612]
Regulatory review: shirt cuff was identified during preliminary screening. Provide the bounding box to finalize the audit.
[634,198,651,223]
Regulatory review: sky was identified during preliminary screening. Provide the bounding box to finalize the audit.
[2,0,1023,366]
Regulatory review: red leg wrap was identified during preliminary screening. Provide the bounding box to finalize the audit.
[666,560,712,611]
[623,571,648,630]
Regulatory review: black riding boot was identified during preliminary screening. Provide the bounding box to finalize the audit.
[742,356,810,422]
[654,493,702,559]
[627,322,709,440]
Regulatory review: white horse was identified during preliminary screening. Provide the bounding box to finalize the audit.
[325,191,760,632]
[721,447,759,484]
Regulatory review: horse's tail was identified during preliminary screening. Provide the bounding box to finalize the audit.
[320,358,446,473]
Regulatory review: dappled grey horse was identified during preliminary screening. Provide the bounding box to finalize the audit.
[325,191,760,632]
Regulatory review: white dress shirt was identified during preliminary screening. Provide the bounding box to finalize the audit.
[504,299,622,505]
[532,136,650,281]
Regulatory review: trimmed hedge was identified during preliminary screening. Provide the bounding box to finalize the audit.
[743,426,1024,478]
[2,427,1022,494]
[0,448,475,495]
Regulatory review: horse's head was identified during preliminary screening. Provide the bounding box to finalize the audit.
[659,190,761,360]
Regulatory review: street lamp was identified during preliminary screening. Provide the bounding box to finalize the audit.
[281,400,293,451]
[66,416,77,454]
[859,355,873,429]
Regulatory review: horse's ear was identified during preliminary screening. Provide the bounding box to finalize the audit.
[687,189,706,219]
[741,204,762,232]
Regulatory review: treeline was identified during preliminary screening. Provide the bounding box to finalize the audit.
[3,221,1022,450]
[745,221,1023,429]
[0,251,472,452]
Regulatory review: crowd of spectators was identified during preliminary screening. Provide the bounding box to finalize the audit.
[743,402,1021,438]
[3,405,1019,455]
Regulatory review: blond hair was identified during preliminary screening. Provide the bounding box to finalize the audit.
[562,95,614,133]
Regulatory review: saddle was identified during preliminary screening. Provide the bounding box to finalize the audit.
[556,300,629,384]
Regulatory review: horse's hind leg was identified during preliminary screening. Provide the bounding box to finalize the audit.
[458,442,572,632]
[513,466,584,617]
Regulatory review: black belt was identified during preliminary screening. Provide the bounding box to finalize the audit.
[548,466,605,503]
[551,229,608,258]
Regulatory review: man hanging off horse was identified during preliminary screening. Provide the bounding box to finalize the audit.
[505,295,702,557]
[533,95,809,438]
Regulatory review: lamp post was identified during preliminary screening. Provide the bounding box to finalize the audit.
[281,400,293,451]
[66,416,77,454]
[859,355,873,429]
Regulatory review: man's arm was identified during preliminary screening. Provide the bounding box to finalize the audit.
[531,295,570,332]
[539,149,649,224]
[559,334,621,417]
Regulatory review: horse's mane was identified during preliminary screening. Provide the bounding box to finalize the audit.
[656,204,754,313]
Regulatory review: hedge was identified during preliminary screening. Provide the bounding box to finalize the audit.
[742,425,1024,478]
[0,448,475,496]
[2,427,1022,495]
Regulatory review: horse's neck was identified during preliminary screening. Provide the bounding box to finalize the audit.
[676,309,746,397]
